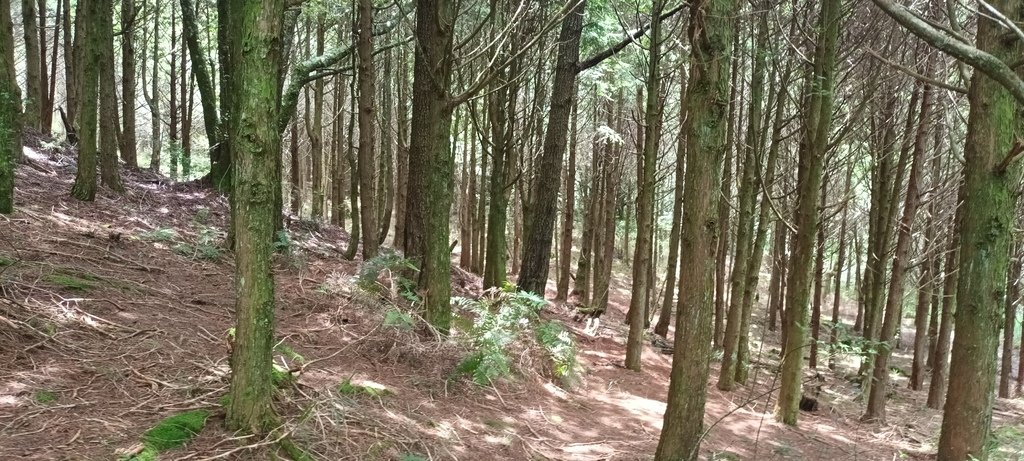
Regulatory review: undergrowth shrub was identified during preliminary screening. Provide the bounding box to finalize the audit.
[453,283,579,387]
[356,250,419,303]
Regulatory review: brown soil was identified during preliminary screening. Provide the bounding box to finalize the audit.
[1,150,1022,460]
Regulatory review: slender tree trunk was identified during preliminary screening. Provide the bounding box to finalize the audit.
[516,0,587,296]
[767,218,787,332]
[392,47,409,249]
[829,166,852,371]
[169,1,179,181]
[775,0,841,425]
[654,0,736,455]
[999,244,1022,398]
[555,102,579,302]
[36,0,48,135]
[42,0,59,136]
[98,2,123,192]
[144,0,161,172]
[625,0,664,371]
[310,16,326,221]
[864,79,933,423]
[809,186,827,370]
[357,2,380,258]
[120,0,138,167]
[289,119,301,215]
[654,83,686,337]
[21,0,41,131]
[378,50,395,245]
[70,0,102,201]
[928,194,962,409]
[0,0,19,213]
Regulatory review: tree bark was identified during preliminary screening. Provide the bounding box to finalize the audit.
[999,244,1022,398]
[555,102,579,301]
[21,0,41,131]
[654,0,736,455]
[119,0,138,168]
[70,0,102,201]
[98,2,123,193]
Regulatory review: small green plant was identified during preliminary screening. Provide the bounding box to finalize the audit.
[452,283,577,386]
[275,343,305,363]
[123,409,209,461]
[173,225,221,260]
[356,250,419,302]
[274,229,292,254]
[383,308,415,330]
[34,390,57,405]
[399,453,428,461]
[138,228,178,242]
[193,207,211,224]
[0,254,16,267]
[535,320,580,385]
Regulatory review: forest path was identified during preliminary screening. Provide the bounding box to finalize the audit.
[1,152,1022,460]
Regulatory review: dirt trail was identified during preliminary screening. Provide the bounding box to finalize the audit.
[1,151,1022,460]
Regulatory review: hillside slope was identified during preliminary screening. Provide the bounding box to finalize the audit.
[1,151,1022,460]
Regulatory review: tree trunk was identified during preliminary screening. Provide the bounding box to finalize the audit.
[775,0,841,426]
[225,0,287,434]
[144,0,161,172]
[98,1,123,192]
[70,0,102,201]
[927,195,962,409]
[555,102,579,301]
[21,0,41,131]
[392,47,409,249]
[809,185,827,370]
[403,0,456,332]
[999,244,1022,398]
[310,16,326,221]
[119,0,138,168]
[864,78,932,423]
[289,119,301,215]
[180,0,226,187]
[653,80,686,337]
[0,0,19,213]
[654,0,736,455]
[42,0,59,136]
[937,3,1021,455]
[829,166,852,371]
[625,0,664,371]
[516,0,587,296]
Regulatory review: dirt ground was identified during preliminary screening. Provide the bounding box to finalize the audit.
[2,149,1023,460]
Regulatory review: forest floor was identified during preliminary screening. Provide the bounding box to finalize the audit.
[1,148,1023,461]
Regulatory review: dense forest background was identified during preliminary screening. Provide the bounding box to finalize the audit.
[2,0,1024,459]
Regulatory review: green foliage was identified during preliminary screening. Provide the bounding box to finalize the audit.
[275,343,305,363]
[356,250,419,302]
[272,364,295,387]
[138,228,178,242]
[33,390,57,405]
[988,424,1024,460]
[0,254,16,267]
[822,320,887,360]
[172,225,221,260]
[274,229,292,253]
[453,283,577,387]
[45,271,100,291]
[383,308,415,330]
[123,410,210,461]
[399,453,428,461]
[535,320,580,385]
[193,207,211,224]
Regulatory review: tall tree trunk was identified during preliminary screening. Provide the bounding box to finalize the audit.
[555,102,579,302]
[378,48,395,245]
[144,0,161,172]
[999,244,1022,398]
[515,0,587,296]
[225,0,287,435]
[36,0,48,135]
[719,10,768,388]
[767,217,787,331]
[289,119,301,215]
[864,78,932,423]
[0,0,19,213]
[42,0,59,136]
[357,0,378,257]
[653,78,686,337]
[403,0,456,332]
[654,0,736,455]
[775,0,841,426]
[938,3,1021,455]
[120,0,138,168]
[927,193,962,409]
[169,1,179,181]
[829,165,852,371]
[625,0,664,371]
[98,2,123,192]
[180,0,225,188]
[809,186,827,370]
[21,0,41,131]
[70,0,102,201]
[309,16,326,221]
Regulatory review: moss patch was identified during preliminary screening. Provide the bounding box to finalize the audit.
[123,409,209,461]
[338,378,392,398]
[45,273,99,291]
[33,390,58,405]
